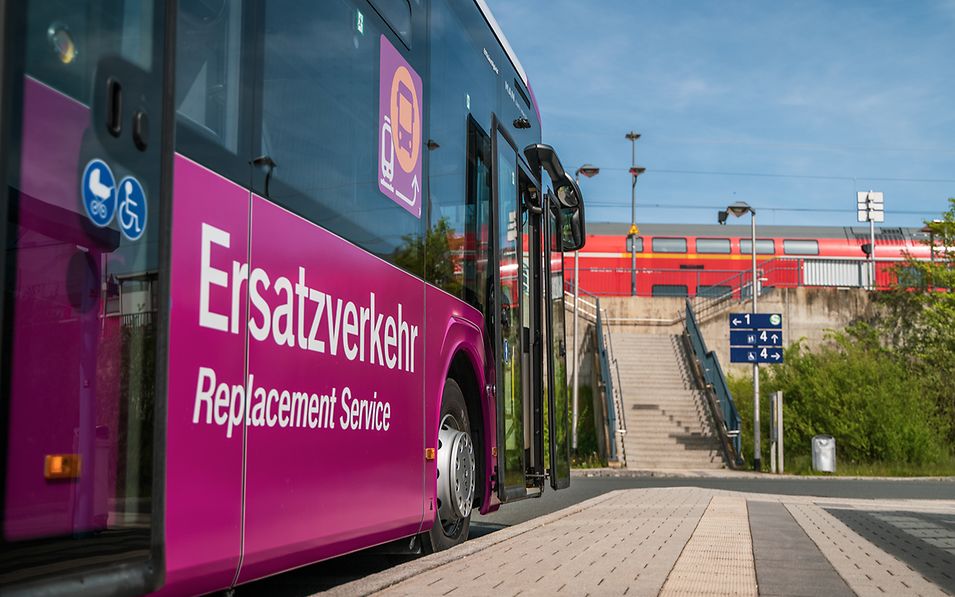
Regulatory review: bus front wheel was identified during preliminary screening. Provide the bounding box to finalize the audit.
[423,378,475,552]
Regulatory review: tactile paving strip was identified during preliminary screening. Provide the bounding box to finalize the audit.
[659,496,758,596]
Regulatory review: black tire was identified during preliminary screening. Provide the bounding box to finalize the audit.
[422,378,473,552]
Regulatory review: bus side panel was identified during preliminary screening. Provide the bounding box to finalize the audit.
[160,155,246,594]
[237,194,425,582]
[422,287,499,518]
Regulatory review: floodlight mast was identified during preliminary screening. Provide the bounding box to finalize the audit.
[625,131,643,296]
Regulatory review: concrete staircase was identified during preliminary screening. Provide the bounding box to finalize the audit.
[613,333,725,469]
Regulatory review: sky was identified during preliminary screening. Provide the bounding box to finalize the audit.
[484,0,955,229]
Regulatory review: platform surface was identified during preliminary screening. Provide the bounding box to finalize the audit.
[327,487,955,596]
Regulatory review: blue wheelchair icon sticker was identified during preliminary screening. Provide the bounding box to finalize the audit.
[117,176,147,241]
[81,159,117,227]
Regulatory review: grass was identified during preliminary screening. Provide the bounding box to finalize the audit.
[783,454,955,477]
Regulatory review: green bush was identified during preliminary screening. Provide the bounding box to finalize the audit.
[730,328,952,473]
[572,384,607,468]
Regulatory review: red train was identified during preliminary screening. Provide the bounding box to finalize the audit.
[567,223,934,297]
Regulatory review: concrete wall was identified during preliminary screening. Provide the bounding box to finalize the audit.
[593,288,875,375]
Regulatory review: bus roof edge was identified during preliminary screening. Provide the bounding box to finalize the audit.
[472,0,529,89]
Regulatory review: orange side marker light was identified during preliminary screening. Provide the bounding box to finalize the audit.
[44,454,81,480]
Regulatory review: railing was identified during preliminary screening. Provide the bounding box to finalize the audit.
[569,257,907,299]
[684,299,743,466]
[566,283,627,464]
[593,296,619,462]
[111,311,157,328]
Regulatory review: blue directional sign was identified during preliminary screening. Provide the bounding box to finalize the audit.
[117,176,147,241]
[729,312,782,330]
[730,329,783,347]
[731,346,784,364]
[729,312,784,364]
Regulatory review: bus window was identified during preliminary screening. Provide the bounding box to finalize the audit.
[1,0,170,589]
[494,135,526,499]
[258,0,424,272]
[459,117,494,314]
[652,237,686,253]
[368,0,413,48]
[176,0,244,155]
[545,200,570,490]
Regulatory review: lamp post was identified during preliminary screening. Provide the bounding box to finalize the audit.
[720,201,761,471]
[571,164,599,451]
[625,131,645,296]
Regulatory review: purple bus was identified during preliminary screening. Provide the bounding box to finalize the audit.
[0,0,586,594]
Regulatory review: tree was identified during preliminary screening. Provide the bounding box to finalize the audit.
[876,198,955,440]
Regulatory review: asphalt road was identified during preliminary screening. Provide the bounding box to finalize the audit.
[236,473,955,595]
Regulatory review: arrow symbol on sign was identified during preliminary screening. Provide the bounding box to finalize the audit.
[772,334,779,342]
[732,318,741,326]
[411,175,420,204]
[772,352,781,360]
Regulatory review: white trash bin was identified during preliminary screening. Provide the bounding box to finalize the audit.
[812,435,836,473]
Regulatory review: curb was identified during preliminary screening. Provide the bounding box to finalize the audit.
[571,467,955,482]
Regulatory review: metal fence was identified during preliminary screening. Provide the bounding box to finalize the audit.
[571,257,905,299]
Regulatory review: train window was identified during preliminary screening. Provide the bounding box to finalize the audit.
[783,239,819,255]
[698,285,732,299]
[739,239,775,254]
[696,238,731,254]
[652,284,688,297]
[651,237,687,253]
[627,237,644,252]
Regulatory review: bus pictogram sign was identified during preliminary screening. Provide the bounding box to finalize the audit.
[378,35,422,218]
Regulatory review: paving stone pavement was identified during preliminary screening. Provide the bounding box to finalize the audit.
[326,488,955,596]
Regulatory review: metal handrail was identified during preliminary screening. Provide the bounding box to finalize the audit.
[593,297,619,462]
[684,299,743,466]
[602,314,627,436]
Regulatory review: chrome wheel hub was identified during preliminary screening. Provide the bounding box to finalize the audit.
[437,415,475,524]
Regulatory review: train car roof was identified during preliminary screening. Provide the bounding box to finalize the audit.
[587,222,929,242]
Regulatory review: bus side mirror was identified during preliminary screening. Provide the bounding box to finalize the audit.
[560,200,586,252]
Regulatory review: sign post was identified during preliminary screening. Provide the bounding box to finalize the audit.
[730,312,784,471]
[857,191,884,289]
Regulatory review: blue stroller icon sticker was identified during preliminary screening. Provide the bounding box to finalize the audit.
[81,159,117,227]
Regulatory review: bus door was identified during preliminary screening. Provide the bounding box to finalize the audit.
[493,128,545,501]
[0,1,173,592]
[544,193,571,490]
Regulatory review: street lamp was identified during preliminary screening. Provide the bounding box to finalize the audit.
[571,164,599,451]
[625,131,645,296]
[719,201,762,472]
